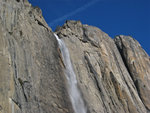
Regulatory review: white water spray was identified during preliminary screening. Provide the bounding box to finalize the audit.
[54,33,87,113]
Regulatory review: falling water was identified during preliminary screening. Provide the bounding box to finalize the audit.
[9,98,14,113]
[54,33,87,113]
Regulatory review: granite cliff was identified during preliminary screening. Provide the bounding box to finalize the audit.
[0,0,150,113]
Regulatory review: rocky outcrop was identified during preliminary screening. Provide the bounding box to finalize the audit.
[55,20,149,113]
[0,0,73,113]
[0,0,150,113]
[115,36,150,112]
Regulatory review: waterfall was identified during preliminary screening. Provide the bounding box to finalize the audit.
[9,98,14,113]
[54,33,87,113]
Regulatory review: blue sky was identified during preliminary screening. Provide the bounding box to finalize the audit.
[29,0,150,55]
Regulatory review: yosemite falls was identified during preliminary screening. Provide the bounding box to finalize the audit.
[54,33,87,113]
[0,0,150,112]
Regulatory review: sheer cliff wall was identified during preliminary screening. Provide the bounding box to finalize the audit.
[0,0,150,113]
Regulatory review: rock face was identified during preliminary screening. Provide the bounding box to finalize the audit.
[55,21,149,113]
[0,0,150,113]
[115,36,150,111]
[0,0,73,113]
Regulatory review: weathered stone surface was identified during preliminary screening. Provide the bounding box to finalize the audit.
[0,0,73,113]
[115,35,150,112]
[0,0,150,113]
[55,20,149,113]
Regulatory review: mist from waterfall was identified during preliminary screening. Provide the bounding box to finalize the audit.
[54,33,87,113]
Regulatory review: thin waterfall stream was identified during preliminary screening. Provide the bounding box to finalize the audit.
[54,33,87,113]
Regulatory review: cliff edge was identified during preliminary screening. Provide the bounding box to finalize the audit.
[0,0,150,113]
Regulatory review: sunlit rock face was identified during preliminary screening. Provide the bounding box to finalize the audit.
[55,20,149,113]
[114,36,150,112]
[0,0,150,113]
[0,0,73,113]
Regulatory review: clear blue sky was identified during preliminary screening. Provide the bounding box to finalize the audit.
[29,0,150,55]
